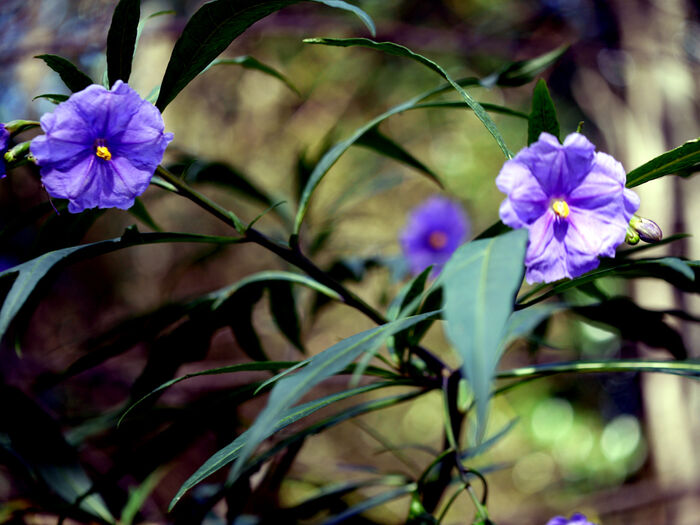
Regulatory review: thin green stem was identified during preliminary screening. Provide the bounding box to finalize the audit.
[496,359,700,381]
[436,482,467,524]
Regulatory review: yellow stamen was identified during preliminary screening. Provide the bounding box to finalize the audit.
[428,231,448,249]
[96,145,112,161]
[552,199,570,218]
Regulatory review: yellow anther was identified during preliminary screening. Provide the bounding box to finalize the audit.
[96,145,112,161]
[552,199,570,218]
[428,230,448,249]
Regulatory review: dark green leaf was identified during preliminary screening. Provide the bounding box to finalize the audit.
[268,282,305,352]
[528,78,560,144]
[355,126,443,187]
[474,220,512,240]
[35,54,93,93]
[304,37,511,158]
[155,0,374,110]
[228,311,439,485]
[312,0,376,36]
[128,197,162,231]
[501,304,563,349]
[170,381,414,509]
[481,44,569,87]
[409,101,529,120]
[229,284,268,361]
[106,0,140,85]
[322,484,416,525]
[442,229,528,439]
[286,478,395,519]
[206,56,300,95]
[0,229,243,343]
[626,137,700,188]
[120,468,166,525]
[32,93,70,104]
[461,418,519,460]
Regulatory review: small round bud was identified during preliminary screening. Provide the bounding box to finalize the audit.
[629,215,662,243]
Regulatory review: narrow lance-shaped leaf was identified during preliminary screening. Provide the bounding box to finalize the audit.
[442,228,528,440]
[481,44,569,87]
[35,55,93,93]
[0,228,243,343]
[205,56,300,95]
[528,78,560,144]
[106,0,141,85]
[227,310,439,485]
[626,137,700,188]
[304,37,512,159]
[355,126,443,187]
[155,0,375,110]
[170,381,416,509]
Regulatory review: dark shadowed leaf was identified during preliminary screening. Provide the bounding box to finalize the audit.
[626,137,700,187]
[322,484,416,525]
[355,126,443,187]
[206,56,300,95]
[442,229,528,440]
[106,0,140,85]
[481,44,569,87]
[528,78,560,144]
[35,54,93,92]
[155,0,374,110]
[268,281,305,352]
[229,283,268,361]
[0,229,242,343]
[32,93,69,104]
[128,197,162,231]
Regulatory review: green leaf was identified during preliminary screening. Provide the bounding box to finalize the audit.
[268,281,305,352]
[35,54,93,93]
[501,304,563,349]
[106,0,140,85]
[311,0,376,36]
[304,37,512,158]
[206,56,300,95]
[481,44,569,87]
[155,0,375,111]
[228,284,268,361]
[120,468,167,525]
[128,197,162,231]
[135,10,175,50]
[228,311,439,485]
[497,359,700,381]
[170,381,414,509]
[626,137,700,188]
[528,78,559,144]
[322,484,416,525]
[441,229,528,439]
[32,93,69,105]
[0,229,243,343]
[355,126,443,187]
[518,257,698,306]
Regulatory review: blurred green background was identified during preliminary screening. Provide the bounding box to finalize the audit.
[0,1,698,523]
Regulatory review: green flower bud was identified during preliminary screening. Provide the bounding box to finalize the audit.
[3,120,40,136]
[625,224,640,245]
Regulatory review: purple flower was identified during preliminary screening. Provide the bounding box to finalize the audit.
[400,196,469,275]
[31,81,173,213]
[546,512,597,525]
[496,132,639,284]
[0,123,9,178]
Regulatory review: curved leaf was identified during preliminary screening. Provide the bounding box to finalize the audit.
[312,0,375,36]
[227,311,439,485]
[304,37,512,158]
[170,381,415,509]
[0,229,243,343]
[322,484,416,525]
[497,359,700,381]
[626,137,700,188]
[480,44,569,87]
[441,229,528,440]
[156,0,375,110]
[206,56,300,95]
[35,54,93,93]
[106,0,140,85]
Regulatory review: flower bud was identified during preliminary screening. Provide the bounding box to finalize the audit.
[625,224,640,245]
[3,141,31,164]
[629,215,663,243]
[3,120,40,136]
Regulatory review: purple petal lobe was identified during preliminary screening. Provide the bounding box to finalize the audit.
[31,81,173,212]
[0,123,9,178]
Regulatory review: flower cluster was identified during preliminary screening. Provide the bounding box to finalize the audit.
[496,132,639,284]
[31,81,173,213]
[400,196,469,275]
[546,512,597,525]
[0,123,9,179]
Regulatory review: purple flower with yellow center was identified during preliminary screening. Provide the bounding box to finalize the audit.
[31,81,173,213]
[496,132,639,284]
[546,512,598,525]
[400,196,469,275]
[0,123,9,178]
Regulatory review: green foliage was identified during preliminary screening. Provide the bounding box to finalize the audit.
[204,56,301,95]
[528,78,560,144]
[442,229,528,440]
[34,54,93,92]
[626,137,700,187]
[106,0,140,85]
[481,44,569,87]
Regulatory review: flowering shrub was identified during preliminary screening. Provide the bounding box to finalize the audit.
[0,2,698,525]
